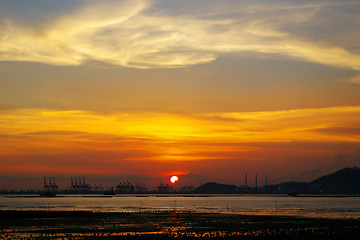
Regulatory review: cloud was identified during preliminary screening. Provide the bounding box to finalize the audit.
[1,0,360,69]
[2,106,360,186]
[312,127,360,137]
[182,173,209,181]
[1,106,360,168]
[349,74,360,84]
[1,106,360,145]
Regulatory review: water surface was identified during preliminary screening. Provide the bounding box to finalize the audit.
[1,194,359,218]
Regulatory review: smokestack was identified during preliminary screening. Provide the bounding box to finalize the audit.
[255,174,257,191]
[265,175,268,186]
[245,174,247,188]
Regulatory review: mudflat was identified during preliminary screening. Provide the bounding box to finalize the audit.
[1,210,359,239]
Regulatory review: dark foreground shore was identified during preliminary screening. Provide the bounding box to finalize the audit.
[1,210,360,239]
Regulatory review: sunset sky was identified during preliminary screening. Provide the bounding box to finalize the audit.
[1,0,360,190]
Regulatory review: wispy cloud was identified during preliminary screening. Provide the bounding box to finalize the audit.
[1,106,360,154]
[1,106,360,183]
[1,0,360,69]
[349,74,360,84]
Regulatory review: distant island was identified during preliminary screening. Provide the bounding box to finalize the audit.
[192,167,360,195]
[269,167,360,195]
[1,167,360,195]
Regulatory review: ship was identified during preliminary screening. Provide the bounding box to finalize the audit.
[39,176,57,197]
[39,190,56,197]
[103,187,116,195]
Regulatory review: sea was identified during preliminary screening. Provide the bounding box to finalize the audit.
[1,194,360,219]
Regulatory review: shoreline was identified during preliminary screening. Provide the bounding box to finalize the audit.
[1,210,360,239]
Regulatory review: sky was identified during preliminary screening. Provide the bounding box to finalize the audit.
[1,0,360,190]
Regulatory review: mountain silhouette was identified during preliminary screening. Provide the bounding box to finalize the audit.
[310,167,360,194]
[194,182,238,194]
[273,167,360,194]
[194,167,360,194]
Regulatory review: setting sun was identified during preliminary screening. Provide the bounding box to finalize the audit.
[170,175,179,184]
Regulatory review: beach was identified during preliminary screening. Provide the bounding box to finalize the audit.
[1,210,360,239]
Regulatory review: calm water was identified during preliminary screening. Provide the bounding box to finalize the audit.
[1,194,360,219]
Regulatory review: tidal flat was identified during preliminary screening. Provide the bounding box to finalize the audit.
[1,210,360,239]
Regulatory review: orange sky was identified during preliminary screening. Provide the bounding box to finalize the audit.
[1,106,359,189]
[1,0,360,190]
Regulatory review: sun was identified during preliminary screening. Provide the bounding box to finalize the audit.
[170,175,179,184]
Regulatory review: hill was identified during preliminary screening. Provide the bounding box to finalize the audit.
[194,182,238,194]
[189,167,360,194]
[276,181,315,194]
[310,167,360,194]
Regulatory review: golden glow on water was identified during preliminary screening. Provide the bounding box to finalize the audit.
[1,208,360,239]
